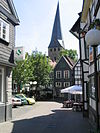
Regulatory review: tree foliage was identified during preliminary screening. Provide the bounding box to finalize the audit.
[12,60,24,87]
[31,51,52,87]
[12,51,53,90]
[60,49,78,62]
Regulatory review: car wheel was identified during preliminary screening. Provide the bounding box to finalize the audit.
[27,100,30,105]
[21,103,24,106]
[13,105,16,108]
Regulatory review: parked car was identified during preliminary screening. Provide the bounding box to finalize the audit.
[12,97,22,107]
[15,95,28,105]
[15,94,35,105]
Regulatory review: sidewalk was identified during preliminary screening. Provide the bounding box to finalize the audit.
[0,102,90,133]
[0,121,14,133]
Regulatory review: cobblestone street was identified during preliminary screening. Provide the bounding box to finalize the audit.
[0,102,90,133]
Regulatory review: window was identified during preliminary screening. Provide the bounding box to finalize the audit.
[64,70,69,79]
[56,71,62,79]
[50,49,52,52]
[77,67,80,71]
[54,57,56,61]
[0,18,9,42]
[89,76,95,98]
[56,82,62,87]
[64,82,70,87]
[0,68,4,102]
[75,66,82,76]
[75,79,81,85]
[58,48,60,51]
[54,48,56,51]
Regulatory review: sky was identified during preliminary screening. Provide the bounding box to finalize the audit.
[13,0,83,56]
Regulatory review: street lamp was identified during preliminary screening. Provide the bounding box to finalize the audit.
[85,29,100,46]
[85,28,100,130]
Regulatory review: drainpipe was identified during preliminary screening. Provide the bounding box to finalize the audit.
[5,68,7,122]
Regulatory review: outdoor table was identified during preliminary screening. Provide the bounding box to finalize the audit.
[72,102,83,111]
[63,100,73,108]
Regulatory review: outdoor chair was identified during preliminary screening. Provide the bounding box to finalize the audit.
[63,100,74,108]
[72,102,83,111]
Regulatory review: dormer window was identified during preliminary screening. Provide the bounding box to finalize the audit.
[0,18,9,42]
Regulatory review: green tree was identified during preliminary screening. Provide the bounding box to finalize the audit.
[23,52,35,83]
[60,49,78,62]
[12,50,53,94]
[12,60,25,91]
[32,51,52,87]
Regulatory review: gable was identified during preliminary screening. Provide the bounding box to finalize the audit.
[73,59,81,69]
[55,57,72,70]
[70,16,80,39]
[0,0,19,25]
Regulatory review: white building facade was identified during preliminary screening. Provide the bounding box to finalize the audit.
[81,0,100,130]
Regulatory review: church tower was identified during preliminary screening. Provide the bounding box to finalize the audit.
[48,2,65,62]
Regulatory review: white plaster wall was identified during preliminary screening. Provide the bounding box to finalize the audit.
[96,8,100,19]
[89,64,94,75]
[89,98,96,111]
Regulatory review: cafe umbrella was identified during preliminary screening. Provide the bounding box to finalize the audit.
[61,85,82,101]
[61,85,82,94]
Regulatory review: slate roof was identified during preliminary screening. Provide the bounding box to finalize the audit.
[54,55,75,70]
[0,0,19,25]
[48,2,64,48]
[63,56,75,69]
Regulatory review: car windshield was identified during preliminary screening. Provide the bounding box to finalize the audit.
[18,95,24,98]
[15,96,19,98]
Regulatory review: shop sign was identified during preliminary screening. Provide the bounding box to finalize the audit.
[14,47,24,61]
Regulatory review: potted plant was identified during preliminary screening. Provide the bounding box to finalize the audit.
[89,19,100,30]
